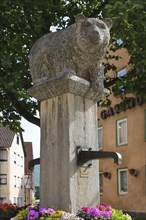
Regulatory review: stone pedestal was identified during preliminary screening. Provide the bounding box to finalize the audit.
[40,94,99,212]
[28,75,101,212]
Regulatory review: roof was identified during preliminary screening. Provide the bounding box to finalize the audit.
[0,125,15,147]
[24,142,33,173]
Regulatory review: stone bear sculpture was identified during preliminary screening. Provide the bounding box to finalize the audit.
[29,13,112,94]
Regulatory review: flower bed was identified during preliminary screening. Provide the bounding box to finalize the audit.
[14,204,132,220]
[0,202,18,218]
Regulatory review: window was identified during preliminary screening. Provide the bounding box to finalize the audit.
[16,134,19,144]
[14,152,16,164]
[21,156,23,167]
[117,68,126,77]
[0,174,7,184]
[117,118,127,146]
[17,154,20,166]
[14,176,16,187]
[17,177,20,188]
[17,197,19,206]
[21,177,23,188]
[0,150,7,161]
[13,197,17,204]
[117,68,127,92]
[98,127,103,150]
[99,172,103,195]
[0,197,6,202]
[17,197,22,206]
[118,169,128,195]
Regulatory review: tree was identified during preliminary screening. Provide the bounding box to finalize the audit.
[0,0,146,131]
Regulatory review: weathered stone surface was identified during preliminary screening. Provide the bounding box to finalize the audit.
[40,94,99,212]
[28,71,109,101]
[29,14,112,100]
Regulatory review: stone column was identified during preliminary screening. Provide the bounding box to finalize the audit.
[28,75,102,212]
[28,13,112,213]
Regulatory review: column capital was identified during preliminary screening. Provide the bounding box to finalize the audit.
[28,72,107,101]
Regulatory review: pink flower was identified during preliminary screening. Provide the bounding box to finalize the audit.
[81,206,90,213]
[47,208,55,214]
[106,205,112,211]
[98,205,105,211]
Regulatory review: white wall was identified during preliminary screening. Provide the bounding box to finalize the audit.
[8,134,25,206]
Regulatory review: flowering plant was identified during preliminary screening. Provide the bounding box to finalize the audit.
[0,202,18,218]
[15,206,80,220]
[15,204,132,220]
[76,204,112,219]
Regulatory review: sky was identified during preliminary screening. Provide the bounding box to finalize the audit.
[21,117,40,159]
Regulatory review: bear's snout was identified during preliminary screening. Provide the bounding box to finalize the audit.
[87,27,100,45]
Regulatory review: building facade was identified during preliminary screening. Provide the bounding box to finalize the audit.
[0,125,25,206]
[98,48,146,216]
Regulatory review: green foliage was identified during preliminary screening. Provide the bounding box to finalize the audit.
[35,186,40,200]
[0,0,146,131]
[111,209,132,220]
[103,0,146,98]
[15,207,29,220]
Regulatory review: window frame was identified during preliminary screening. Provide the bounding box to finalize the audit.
[98,127,103,150]
[0,197,6,202]
[0,174,7,185]
[17,176,20,188]
[13,197,17,204]
[21,177,23,188]
[17,154,20,166]
[99,172,103,195]
[116,68,127,93]
[118,168,128,195]
[117,68,126,77]
[14,175,17,188]
[0,149,8,161]
[16,134,19,145]
[21,156,23,167]
[117,118,127,146]
[14,152,16,164]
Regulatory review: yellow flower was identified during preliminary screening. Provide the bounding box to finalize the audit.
[51,210,63,219]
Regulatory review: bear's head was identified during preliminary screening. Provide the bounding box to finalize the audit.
[75,13,112,55]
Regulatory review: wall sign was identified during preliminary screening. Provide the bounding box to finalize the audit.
[100,96,144,120]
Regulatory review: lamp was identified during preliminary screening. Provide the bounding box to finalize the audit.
[103,172,111,179]
[129,168,138,177]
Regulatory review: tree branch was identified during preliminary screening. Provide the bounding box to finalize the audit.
[6,91,40,127]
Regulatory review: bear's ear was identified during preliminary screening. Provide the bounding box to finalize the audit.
[75,13,85,23]
[104,18,113,29]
